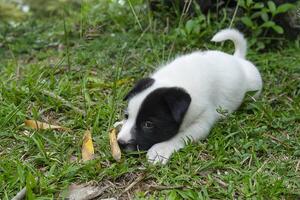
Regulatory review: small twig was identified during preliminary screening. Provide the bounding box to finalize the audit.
[212,176,228,188]
[296,160,300,172]
[119,173,146,195]
[268,93,286,103]
[264,133,290,149]
[134,25,150,47]
[127,0,143,31]
[167,42,175,62]
[229,1,239,28]
[148,185,185,191]
[248,154,253,168]
[178,0,192,26]
[63,12,71,71]
[185,0,193,15]
[41,90,86,116]
[227,166,241,174]
[252,159,269,178]
[12,187,26,200]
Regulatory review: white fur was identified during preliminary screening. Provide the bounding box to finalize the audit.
[118,29,263,164]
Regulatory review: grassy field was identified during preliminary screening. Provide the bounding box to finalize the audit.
[0,1,300,199]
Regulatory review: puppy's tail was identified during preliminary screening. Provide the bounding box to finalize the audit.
[211,29,247,59]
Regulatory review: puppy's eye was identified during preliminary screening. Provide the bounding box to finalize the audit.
[124,111,129,119]
[143,120,154,129]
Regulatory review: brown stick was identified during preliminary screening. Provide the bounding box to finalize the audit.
[120,174,146,195]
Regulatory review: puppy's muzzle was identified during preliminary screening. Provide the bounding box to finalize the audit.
[117,139,137,152]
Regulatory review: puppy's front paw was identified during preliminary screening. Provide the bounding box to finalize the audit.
[146,142,176,165]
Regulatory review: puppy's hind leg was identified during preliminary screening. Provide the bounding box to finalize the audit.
[147,110,217,164]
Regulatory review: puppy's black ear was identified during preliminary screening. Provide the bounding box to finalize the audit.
[163,87,191,123]
[124,77,155,101]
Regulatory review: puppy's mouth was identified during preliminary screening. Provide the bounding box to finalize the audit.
[119,141,153,154]
[123,143,137,152]
[118,139,138,152]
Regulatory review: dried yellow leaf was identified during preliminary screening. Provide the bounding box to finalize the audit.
[82,130,94,162]
[24,120,69,131]
[109,128,121,162]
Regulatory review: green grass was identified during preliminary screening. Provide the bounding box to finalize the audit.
[0,1,300,199]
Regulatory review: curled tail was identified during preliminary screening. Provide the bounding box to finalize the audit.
[211,29,247,59]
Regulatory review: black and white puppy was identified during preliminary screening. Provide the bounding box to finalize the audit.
[117,29,263,164]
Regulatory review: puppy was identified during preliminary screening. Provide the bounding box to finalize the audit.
[117,29,262,164]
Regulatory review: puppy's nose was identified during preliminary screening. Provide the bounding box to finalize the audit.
[117,139,137,152]
[117,139,127,150]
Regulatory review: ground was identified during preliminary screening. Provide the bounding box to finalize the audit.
[0,1,300,199]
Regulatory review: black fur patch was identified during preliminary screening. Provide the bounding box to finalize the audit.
[133,87,191,150]
[124,77,155,101]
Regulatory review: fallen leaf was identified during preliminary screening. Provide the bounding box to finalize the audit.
[109,128,121,162]
[24,119,69,131]
[82,130,94,162]
[61,183,109,200]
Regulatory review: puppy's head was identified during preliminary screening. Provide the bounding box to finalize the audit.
[117,77,191,152]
